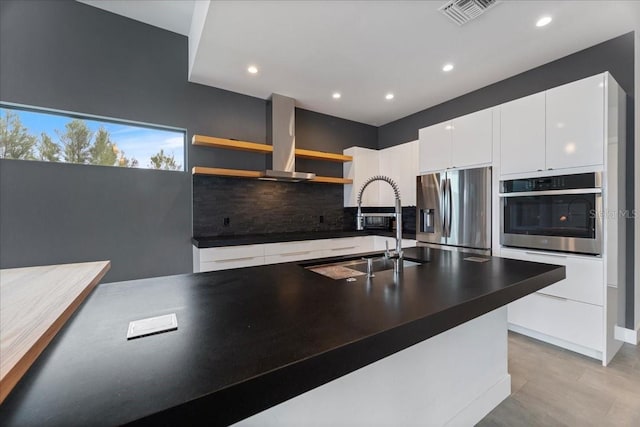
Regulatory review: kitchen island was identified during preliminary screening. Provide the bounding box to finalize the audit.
[0,247,564,426]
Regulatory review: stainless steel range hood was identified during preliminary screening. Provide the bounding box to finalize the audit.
[262,94,315,182]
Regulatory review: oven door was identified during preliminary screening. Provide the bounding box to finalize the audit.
[500,190,603,255]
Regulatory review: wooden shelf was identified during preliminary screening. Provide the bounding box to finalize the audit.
[192,135,273,154]
[192,166,352,184]
[310,176,353,184]
[192,135,352,162]
[294,148,352,162]
[192,134,352,184]
[192,167,263,178]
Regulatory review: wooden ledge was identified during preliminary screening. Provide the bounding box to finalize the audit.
[192,166,352,184]
[0,261,111,403]
[192,135,273,154]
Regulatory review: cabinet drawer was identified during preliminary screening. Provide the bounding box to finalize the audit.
[499,248,603,306]
[200,256,265,272]
[263,240,328,256]
[264,251,322,265]
[508,292,603,351]
[199,244,264,263]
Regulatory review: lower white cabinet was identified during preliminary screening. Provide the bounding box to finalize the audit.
[373,236,417,252]
[499,248,603,306]
[193,244,265,273]
[508,292,603,352]
[500,247,605,360]
[194,236,383,272]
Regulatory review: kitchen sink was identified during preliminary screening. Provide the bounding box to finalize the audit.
[304,257,423,280]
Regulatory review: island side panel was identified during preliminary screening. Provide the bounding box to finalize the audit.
[234,307,510,427]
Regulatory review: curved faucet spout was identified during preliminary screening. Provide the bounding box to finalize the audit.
[356,175,403,273]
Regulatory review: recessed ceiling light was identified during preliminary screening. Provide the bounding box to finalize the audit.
[536,16,552,27]
[385,93,394,100]
[332,92,341,99]
[442,63,454,72]
[247,65,258,74]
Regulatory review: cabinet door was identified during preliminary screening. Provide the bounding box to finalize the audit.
[344,147,380,207]
[379,141,418,206]
[418,122,452,173]
[500,93,546,175]
[451,108,492,168]
[500,248,604,306]
[546,74,605,170]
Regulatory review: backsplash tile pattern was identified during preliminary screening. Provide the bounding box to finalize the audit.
[193,176,345,236]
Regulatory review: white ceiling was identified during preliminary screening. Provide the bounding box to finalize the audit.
[80,1,639,126]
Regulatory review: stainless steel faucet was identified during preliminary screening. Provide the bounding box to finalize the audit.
[356,175,403,274]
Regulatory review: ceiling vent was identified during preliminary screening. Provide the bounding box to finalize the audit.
[439,0,498,25]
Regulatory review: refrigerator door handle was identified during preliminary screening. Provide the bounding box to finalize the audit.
[447,178,453,237]
[440,178,447,234]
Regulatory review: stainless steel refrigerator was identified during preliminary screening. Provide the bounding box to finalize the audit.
[416,166,492,254]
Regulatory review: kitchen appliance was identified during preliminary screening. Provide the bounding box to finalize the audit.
[499,172,602,255]
[361,213,394,230]
[262,93,315,181]
[416,166,492,254]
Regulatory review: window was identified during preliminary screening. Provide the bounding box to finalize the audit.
[0,104,185,171]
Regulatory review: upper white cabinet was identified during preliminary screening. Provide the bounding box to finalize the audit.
[418,122,452,172]
[379,140,418,206]
[418,108,493,173]
[545,74,605,170]
[500,92,546,175]
[344,147,381,207]
[344,142,418,207]
[500,74,606,176]
[451,109,493,168]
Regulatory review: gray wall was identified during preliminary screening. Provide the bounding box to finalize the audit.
[378,32,635,328]
[0,0,376,282]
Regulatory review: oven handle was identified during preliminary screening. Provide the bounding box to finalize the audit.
[499,188,602,197]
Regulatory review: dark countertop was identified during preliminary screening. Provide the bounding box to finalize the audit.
[192,230,417,248]
[0,247,564,427]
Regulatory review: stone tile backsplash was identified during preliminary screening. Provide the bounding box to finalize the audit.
[193,176,345,236]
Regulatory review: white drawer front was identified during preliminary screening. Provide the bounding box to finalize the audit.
[324,237,369,255]
[499,248,603,306]
[199,244,264,263]
[264,251,321,265]
[264,240,329,256]
[200,256,265,272]
[508,292,603,351]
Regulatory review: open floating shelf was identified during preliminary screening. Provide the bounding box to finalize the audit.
[192,135,353,162]
[192,166,353,184]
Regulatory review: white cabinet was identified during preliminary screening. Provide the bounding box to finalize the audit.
[500,92,546,175]
[418,108,493,173]
[418,122,452,173]
[501,247,605,359]
[379,140,418,206]
[344,147,381,207]
[509,292,603,352]
[546,74,605,170]
[344,142,418,207]
[500,248,604,306]
[194,244,265,272]
[451,108,493,168]
[373,236,416,252]
[500,74,606,176]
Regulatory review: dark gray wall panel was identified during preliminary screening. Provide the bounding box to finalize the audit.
[0,159,191,283]
[378,32,635,147]
[0,0,376,281]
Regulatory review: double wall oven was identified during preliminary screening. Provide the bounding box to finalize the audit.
[499,172,602,256]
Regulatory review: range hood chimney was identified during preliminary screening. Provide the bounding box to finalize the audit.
[263,94,315,182]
